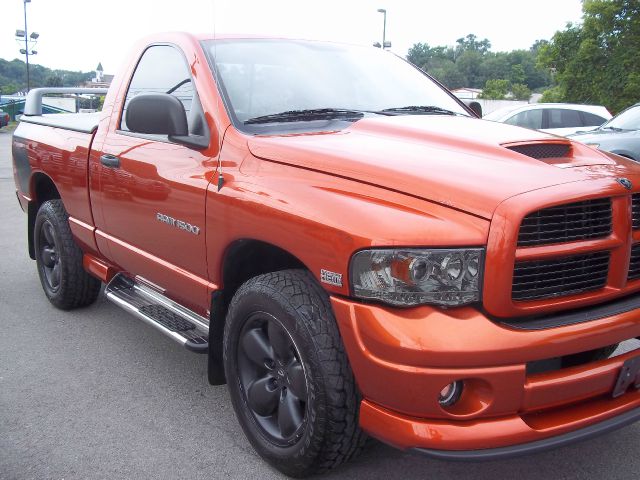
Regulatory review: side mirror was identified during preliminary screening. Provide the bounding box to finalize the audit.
[125,93,208,149]
[463,100,482,118]
[126,93,188,136]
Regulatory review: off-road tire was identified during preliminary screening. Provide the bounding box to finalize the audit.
[223,269,367,477]
[34,200,101,310]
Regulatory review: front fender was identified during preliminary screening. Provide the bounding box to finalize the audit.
[205,155,489,297]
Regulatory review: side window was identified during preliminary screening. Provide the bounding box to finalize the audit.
[120,45,198,133]
[505,109,543,130]
[581,111,607,127]
[547,109,582,129]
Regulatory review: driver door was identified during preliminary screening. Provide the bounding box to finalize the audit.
[93,44,216,314]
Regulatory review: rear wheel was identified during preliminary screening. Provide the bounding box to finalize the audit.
[223,269,367,477]
[34,200,101,309]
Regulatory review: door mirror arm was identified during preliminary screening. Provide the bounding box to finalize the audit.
[168,134,209,150]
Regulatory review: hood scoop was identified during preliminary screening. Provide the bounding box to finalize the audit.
[506,142,571,160]
[503,140,612,168]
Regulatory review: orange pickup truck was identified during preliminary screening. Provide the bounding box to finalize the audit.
[11,33,640,476]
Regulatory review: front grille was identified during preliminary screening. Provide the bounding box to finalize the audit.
[512,252,610,301]
[507,143,571,160]
[629,244,640,281]
[518,198,612,246]
[633,194,640,229]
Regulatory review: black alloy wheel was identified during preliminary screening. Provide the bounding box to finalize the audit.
[237,312,308,445]
[34,200,101,310]
[38,219,61,293]
[224,270,367,477]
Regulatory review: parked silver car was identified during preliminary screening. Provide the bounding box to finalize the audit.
[569,103,640,161]
[483,103,611,136]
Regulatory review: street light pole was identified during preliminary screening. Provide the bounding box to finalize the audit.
[23,0,30,92]
[377,8,386,47]
[16,1,38,94]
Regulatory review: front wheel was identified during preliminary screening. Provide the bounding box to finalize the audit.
[34,200,101,310]
[223,270,367,477]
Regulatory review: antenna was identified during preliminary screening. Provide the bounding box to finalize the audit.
[212,0,224,190]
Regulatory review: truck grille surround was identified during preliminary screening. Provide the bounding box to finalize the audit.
[512,194,640,304]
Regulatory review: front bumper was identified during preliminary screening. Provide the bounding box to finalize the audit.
[331,296,640,454]
[412,405,640,461]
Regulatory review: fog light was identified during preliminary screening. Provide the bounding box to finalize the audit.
[438,381,463,407]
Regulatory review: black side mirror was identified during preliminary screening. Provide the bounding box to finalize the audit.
[463,100,482,118]
[125,93,208,149]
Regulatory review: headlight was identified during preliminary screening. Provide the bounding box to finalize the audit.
[350,248,484,307]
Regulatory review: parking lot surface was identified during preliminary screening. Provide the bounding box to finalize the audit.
[2,128,640,479]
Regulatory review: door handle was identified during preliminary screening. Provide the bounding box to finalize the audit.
[100,154,120,168]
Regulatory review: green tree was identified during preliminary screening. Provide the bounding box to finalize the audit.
[0,58,93,92]
[456,34,491,55]
[45,75,63,87]
[538,0,640,112]
[511,83,532,100]
[530,39,550,55]
[540,86,566,103]
[480,79,510,99]
[455,50,485,88]
[407,37,551,91]
[480,53,511,84]
[430,61,467,89]
[406,43,432,69]
[509,64,526,85]
[1,83,20,95]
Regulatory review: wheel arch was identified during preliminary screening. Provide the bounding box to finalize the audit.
[27,173,61,259]
[208,238,311,385]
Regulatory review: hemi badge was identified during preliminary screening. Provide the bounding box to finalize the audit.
[320,269,343,287]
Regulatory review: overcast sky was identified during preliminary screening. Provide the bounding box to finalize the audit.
[2,0,584,75]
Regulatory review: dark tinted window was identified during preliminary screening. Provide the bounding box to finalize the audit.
[547,109,582,129]
[581,111,607,127]
[120,45,196,132]
[505,109,543,129]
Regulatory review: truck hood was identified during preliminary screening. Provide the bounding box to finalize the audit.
[248,115,636,219]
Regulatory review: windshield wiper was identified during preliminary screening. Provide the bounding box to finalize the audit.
[166,78,191,94]
[379,105,463,116]
[244,108,368,124]
[601,126,624,132]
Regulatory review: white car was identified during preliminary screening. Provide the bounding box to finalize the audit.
[483,103,612,136]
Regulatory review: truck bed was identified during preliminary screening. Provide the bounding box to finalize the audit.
[19,112,102,134]
[12,118,99,238]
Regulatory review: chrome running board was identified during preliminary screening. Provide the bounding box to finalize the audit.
[105,274,209,353]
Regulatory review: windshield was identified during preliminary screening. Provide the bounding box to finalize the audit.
[203,39,469,130]
[603,104,640,130]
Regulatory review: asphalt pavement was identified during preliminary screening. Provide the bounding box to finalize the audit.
[1,127,640,480]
